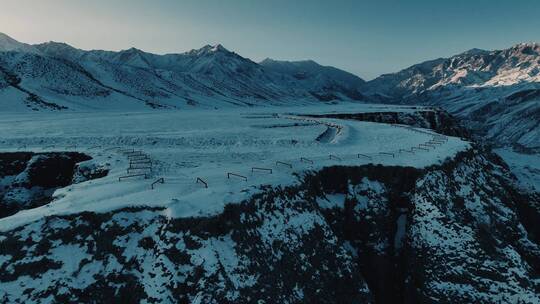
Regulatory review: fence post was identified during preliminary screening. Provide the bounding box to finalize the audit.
[151,177,164,189]
[300,157,314,164]
[196,177,208,188]
[276,161,292,168]
[329,155,341,161]
[252,167,273,174]
[227,172,247,181]
[357,153,372,159]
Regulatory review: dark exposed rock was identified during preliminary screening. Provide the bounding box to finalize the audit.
[0,152,99,219]
[303,109,470,138]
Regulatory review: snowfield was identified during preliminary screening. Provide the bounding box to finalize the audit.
[0,103,470,230]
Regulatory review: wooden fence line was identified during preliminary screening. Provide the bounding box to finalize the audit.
[119,173,147,181]
[196,177,208,188]
[399,149,414,154]
[128,164,152,169]
[128,154,147,159]
[329,154,341,161]
[130,157,150,161]
[227,172,247,181]
[127,166,152,173]
[276,161,292,168]
[379,152,395,158]
[252,167,272,174]
[151,177,165,189]
[128,162,152,168]
[104,146,121,151]
[126,151,143,155]
[357,153,372,159]
[88,145,101,149]
[300,157,314,164]
[130,159,151,165]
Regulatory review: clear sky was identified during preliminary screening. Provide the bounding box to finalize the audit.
[1,0,539,79]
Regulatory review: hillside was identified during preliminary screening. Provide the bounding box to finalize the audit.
[0,106,538,303]
[0,33,366,111]
[363,43,540,151]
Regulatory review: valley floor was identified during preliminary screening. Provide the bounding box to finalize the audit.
[0,103,469,230]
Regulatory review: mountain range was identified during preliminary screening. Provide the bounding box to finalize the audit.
[0,33,538,150]
[0,32,365,112]
[1,33,540,303]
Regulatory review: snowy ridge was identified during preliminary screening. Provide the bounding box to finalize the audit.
[0,33,40,53]
[365,43,540,96]
[0,33,366,111]
[363,42,540,151]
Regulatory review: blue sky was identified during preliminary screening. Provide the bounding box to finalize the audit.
[1,0,539,79]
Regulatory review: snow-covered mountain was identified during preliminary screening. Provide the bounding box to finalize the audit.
[2,31,540,304]
[0,33,40,53]
[0,33,366,111]
[365,43,540,97]
[363,43,540,150]
[260,58,365,100]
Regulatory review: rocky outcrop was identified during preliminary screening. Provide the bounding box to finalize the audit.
[0,152,105,219]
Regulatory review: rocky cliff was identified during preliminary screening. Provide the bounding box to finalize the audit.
[1,146,538,303]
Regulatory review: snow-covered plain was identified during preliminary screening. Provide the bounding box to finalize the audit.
[0,103,470,230]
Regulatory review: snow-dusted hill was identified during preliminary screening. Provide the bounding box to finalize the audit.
[260,58,365,100]
[363,43,540,150]
[0,33,366,111]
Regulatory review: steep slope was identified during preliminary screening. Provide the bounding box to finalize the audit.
[366,43,540,98]
[364,43,540,151]
[0,33,40,53]
[260,58,365,100]
[0,147,538,303]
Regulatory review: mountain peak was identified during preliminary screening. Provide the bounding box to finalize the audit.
[35,41,77,51]
[0,32,24,50]
[190,44,231,56]
[211,44,227,52]
[261,58,318,65]
[459,48,489,57]
[0,32,18,41]
[0,32,40,53]
[509,42,540,56]
[121,47,145,54]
